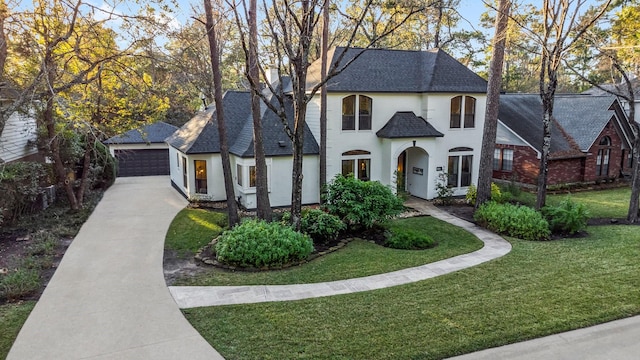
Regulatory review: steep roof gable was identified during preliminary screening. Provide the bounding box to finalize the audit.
[307,47,487,93]
[497,94,582,157]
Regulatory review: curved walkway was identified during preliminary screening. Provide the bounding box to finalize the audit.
[8,177,224,360]
[169,198,512,309]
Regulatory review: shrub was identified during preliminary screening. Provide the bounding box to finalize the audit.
[323,175,404,229]
[0,268,40,301]
[0,162,49,223]
[300,209,345,244]
[474,201,551,241]
[542,198,589,235]
[466,183,504,205]
[385,228,435,250]
[434,171,454,205]
[215,219,313,268]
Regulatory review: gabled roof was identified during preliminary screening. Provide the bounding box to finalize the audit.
[497,94,582,157]
[166,90,319,157]
[376,111,443,138]
[553,95,623,151]
[104,121,178,144]
[307,47,487,93]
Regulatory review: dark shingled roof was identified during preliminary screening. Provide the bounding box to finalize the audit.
[166,89,319,157]
[497,94,580,156]
[376,111,444,138]
[553,95,619,151]
[307,47,487,93]
[105,121,178,144]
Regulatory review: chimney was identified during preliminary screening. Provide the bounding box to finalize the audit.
[265,67,279,86]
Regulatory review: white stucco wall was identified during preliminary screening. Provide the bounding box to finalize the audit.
[0,111,38,163]
[311,92,486,199]
[168,146,226,201]
[235,155,320,208]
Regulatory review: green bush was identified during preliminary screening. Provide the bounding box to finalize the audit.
[466,183,504,205]
[385,228,435,250]
[474,202,551,241]
[323,175,404,229]
[215,219,314,268]
[0,162,49,223]
[542,198,589,235]
[434,171,454,205]
[0,268,40,301]
[300,209,345,244]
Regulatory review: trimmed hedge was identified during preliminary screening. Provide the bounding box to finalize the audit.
[474,201,550,241]
[300,209,346,244]
[215,219,313,268]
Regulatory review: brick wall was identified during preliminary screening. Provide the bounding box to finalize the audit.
[583,120,626,182]
[493,144,539,185]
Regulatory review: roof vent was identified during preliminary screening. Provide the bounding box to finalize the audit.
[278,140,286,147]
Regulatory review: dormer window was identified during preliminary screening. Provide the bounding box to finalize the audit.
[450,95,476,129]
[342,95,373,131]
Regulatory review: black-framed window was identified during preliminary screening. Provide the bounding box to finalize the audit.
[450,95,476,129]
[182,157,187,188]
[448,148,473,187]
[341,150,371,181]
[596,136,611,176]
[342,95,372,131]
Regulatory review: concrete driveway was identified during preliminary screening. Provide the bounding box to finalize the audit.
[8,176,224,360]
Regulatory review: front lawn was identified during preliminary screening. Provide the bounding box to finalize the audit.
[184,225,640,360]
[0,302,36,359]
[164,208,228,258]
[172,216,483,286]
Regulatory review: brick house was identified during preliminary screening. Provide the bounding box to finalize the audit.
[494,94,635,186]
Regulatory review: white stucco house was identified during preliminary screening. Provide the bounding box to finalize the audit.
[166,47,488,208]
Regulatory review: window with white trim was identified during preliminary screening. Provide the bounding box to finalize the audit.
[342,95,372,131]
[447,147,473,187]
[450,95,476,129]
[341,150,371,181]
[596,136,611,176]
[493,148,513,172]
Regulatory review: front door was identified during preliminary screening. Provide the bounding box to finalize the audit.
[405,147,429,199]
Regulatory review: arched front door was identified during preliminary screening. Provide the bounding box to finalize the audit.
[399,147,429,199]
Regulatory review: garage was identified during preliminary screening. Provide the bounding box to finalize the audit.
[114,149,170,177]
[104,121,178,177]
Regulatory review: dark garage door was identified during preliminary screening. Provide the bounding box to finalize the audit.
[114,149,170,177]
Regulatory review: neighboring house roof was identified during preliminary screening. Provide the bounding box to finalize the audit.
[166,90,319,157]
[376,111,444,138]
[104,121,178,145]
[497,94,582,158]
[498,93,633,158]
[582,78,640,97]
[553,95,622,151]
[306,47,487,93]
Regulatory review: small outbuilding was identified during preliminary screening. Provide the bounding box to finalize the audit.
[104,122,178,177]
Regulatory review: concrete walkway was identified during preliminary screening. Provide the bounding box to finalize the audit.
[169,198,513,308]
[8,176,224,360]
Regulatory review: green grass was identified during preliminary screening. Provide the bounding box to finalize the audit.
[173,216,483,286]
[0,302,35,359]
[508,187,631,219]
[184,225,640,360]
[165,208,228,257]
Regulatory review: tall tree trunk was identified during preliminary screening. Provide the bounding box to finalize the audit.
[290,101,307,230]
[76,142,92,206]
[476,0,510,208]
[537,92,554,209]
[319,0,329,201]
[204,0,240,226]
[628,124,640,222]
[249,0,272,220]
[0,0,7,81]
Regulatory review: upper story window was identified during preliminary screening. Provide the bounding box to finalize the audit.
[342,95,372,131]
[450,95,476,129]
